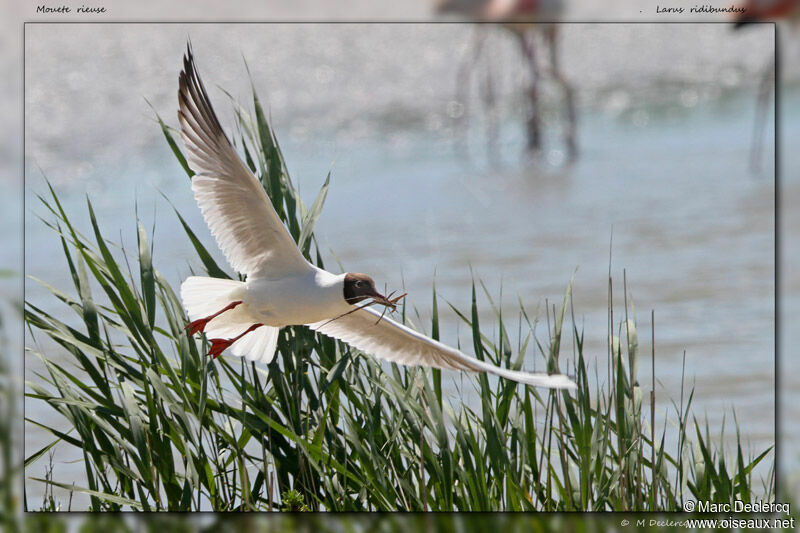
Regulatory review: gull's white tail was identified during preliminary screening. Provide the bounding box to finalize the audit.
[181,276,280,364]
[181,276,244,321]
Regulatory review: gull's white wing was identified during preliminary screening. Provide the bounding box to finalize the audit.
[178,47,311,280]
[309,307,576,389]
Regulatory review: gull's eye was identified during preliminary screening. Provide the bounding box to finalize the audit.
[355,281,364,288]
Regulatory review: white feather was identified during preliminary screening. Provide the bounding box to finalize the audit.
[309,307,576,389]
[180,276,244,321]
[230,325,280,364]
[178,48,312,281]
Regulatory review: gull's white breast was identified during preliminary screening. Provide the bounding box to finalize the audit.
[244,267,349,327]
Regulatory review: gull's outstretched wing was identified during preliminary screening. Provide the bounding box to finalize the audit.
[178,45,311,280]
[309,307,577,389]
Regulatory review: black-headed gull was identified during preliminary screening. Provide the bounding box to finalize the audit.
[177,46,576,390]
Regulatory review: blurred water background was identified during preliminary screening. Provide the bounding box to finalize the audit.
[19,22,795,504]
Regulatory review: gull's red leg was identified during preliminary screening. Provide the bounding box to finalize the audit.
[208,323,264,359]
[186,300,243,335]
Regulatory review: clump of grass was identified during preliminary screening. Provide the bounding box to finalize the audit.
[23,71,773,511]
[1,311,23,531]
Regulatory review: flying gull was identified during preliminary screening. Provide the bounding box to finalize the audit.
[177,45,576,390]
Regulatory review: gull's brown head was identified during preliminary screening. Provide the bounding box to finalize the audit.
[344,273,394,308]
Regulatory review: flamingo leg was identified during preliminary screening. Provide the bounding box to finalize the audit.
[545,25,578,162]
[518,30,542,154]
[480,30,500,164]
[455,25,490,161]
[749,60,774,174]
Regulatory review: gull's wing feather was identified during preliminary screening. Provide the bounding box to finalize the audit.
[178,46,311,280]
[309,307,577,389]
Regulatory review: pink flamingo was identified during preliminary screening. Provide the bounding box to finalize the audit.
[735,0,799,24]
[733,0,799,172]
[437,0,578,161]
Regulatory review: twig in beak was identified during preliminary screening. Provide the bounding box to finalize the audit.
[375,305,389,325]
[389,292,407,306]
[374,292,407,325]
[320,291,409,328]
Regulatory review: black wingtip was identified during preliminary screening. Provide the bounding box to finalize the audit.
[181,40,198,85]
[178,40,200,109]
[176,40,230,152]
